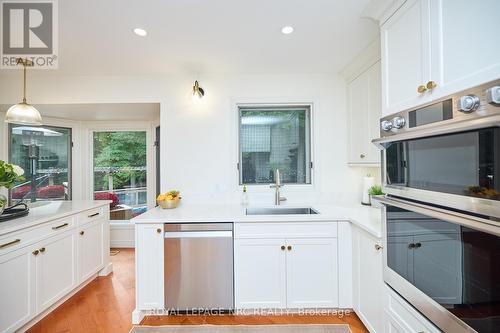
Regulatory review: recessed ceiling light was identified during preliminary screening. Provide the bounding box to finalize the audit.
[133,28,148,37]
[281,26,294,35]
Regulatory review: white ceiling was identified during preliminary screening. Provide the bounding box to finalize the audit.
[0,103,160,121]
[53,0,377,76]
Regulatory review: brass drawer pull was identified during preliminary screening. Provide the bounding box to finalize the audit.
[156,228,162,234]
[33,249,39,256]
[39,247,46,253]
[79,231,85,236]
[360,153,366,159]
[88,212,100,218]
[52,222,69,230]
[287,245,292,251]
[0,239,21,249]
[281,245,286,251]
[426,80,437,89]
[375,244,383,251]
[417,85,427,93]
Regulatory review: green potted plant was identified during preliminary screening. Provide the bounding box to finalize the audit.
[0,160,25,214]
[368,185,384,208]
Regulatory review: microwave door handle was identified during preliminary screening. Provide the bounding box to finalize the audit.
[378,196,500,237]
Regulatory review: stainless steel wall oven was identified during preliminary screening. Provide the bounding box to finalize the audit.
[373,80,500,333]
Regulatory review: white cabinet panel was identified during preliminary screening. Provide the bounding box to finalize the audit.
[352,227,384,333]
[381,0,432,115]
[431,0,500,97]
[135,224,164,310]
[78,219,104,283]
[0,245,36,333]
[286,238,338,308]
[347,61,382,164]
[234,238,287,309]
[35,231,77,313]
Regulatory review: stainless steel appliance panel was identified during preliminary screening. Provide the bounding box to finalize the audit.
[164,223,234,311]
[377,196,500,333]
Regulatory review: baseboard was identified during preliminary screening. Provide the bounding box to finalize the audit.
[99,262,114,276]
[110,223,135,248]
[132,309,146,325]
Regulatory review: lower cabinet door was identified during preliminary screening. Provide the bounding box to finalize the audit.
[78,219,104,282]
[0,245,36,333]
[285,238,338,308]
[353,227,384,333]
[234,238,287,309]
[36,231,77,313]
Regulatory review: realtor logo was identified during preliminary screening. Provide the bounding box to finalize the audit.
[1,0,58,69]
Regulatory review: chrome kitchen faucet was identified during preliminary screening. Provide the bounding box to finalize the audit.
[270,169,287,205]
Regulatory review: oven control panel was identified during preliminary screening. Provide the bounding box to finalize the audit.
[379,79,500,137]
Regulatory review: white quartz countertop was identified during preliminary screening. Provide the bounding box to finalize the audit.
[132,202,382,238]
[0,200,111,236]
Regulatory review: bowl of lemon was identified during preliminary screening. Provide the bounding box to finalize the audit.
[157,190,181,209]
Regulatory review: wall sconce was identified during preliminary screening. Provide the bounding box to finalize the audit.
[192,80,205,99]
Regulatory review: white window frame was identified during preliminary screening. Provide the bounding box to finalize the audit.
[237,103,314,186]
[85,121,157,212]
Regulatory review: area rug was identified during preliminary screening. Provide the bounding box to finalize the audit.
[130,324,351,333]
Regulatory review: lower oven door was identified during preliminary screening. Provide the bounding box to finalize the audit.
[377,196,500,333]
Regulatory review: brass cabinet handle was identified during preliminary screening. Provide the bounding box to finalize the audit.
[414,242,422,248]
[281,245,286,251]
[408,243,415,249]
[360,153,366,159]
[287,245,292,251]
[88,212,100,218]
[426,80,437,90]
[417,85,427,93]
[374,244,383,251]
[39,247,46,253]
[33,249,39,256]
[52,223,69,230]
[79,231,85,236]
[156,228,162,234]
[0,239,21,249]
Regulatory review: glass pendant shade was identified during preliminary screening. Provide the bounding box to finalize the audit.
[5,58,42,126]
[5,102,42,126]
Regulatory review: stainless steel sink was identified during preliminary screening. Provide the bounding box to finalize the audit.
[246,207,319,215]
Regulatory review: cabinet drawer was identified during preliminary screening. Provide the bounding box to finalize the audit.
[386,286,440,333]
[77,206,106,226]
[0,217,75,255]
[235,222,337,239]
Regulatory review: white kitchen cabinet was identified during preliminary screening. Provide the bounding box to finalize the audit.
[78,219,104,283]
[430,0,500,98]
[352,226,384,333]
[381,0,432,116]
[380,0,500,116]
[234,222,339,310]
[385,285,441,333]
[35,230,77,313]
[234,238,287,309]
[347,61,382,165]
[0,244,36,333]
[135,224,164,311]
[286,238,338,308]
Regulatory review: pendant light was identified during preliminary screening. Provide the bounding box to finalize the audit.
[5,58,42,126]
[192,80,205,99]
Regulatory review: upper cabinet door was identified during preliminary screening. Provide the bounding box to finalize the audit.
[347,61,382,165]
[381,0,432,116]
[430,0,500,97]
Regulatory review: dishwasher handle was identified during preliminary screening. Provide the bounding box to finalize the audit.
[164,231,232,239]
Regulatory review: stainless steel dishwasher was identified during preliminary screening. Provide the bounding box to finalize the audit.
[164,223,234,312]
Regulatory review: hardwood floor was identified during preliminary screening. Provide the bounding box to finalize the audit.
[27,248,368,333]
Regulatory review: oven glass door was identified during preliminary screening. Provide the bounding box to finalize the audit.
[385,127,500,200]
[386,204,500,333]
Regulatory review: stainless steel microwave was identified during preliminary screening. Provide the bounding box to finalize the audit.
[373,79,500,218]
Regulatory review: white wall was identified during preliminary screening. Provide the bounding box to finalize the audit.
[0,72,376,205]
